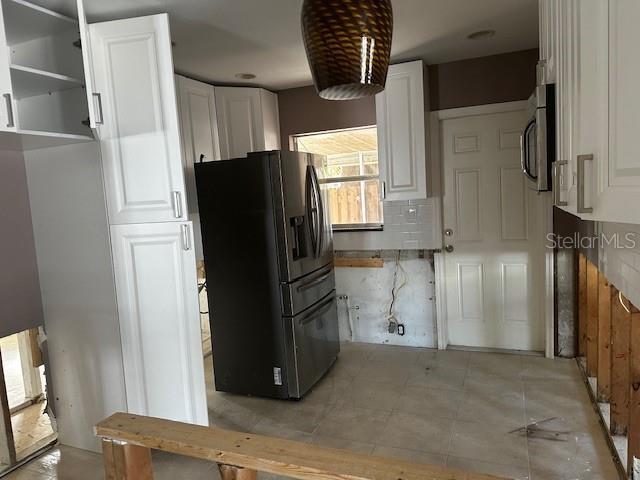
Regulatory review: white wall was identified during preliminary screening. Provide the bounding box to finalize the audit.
[24,142,127,452]
[600,222,640,309]
[335,251,437,348]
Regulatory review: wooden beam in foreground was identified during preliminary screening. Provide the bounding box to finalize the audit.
[611,289,631,435]
[629,304,640,474]
[578,253,587,356]
[96,413,507,480]
[597,273,612,402]
[586,261,599,377]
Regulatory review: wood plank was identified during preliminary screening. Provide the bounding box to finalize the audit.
[27,328,43,368]
[0,345,17,466]
[96,413,506,480]
[578,253,587,356]
[629,304,640,474]
[102,439,154,480]
[17,330,42,400]
[334,257,384,268]
[586,261,599,377]
[218,464,257,480]
[597,272,612,402]
[611,288,631,435]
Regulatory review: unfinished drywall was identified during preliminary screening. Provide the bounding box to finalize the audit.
[24,142,127,452]
[0,150,43,339]
[600,222,640,310]
[335,251,436,348]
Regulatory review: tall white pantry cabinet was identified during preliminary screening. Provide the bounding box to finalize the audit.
[12,1,206,451]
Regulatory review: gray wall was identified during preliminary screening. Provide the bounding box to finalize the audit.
[0,150,43,338]
[277,49,538,147]
[428,49,538,111]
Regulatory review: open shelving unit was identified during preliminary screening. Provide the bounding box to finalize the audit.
[1,0,94,148]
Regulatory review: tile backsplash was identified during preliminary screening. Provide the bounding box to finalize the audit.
[333,198,441,251]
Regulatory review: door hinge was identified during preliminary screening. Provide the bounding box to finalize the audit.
[273,367,282,386]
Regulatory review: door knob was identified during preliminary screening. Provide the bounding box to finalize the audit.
[444,245,454,253]
[444,228,453,237]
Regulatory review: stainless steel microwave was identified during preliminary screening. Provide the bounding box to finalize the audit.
[521,82,556,192]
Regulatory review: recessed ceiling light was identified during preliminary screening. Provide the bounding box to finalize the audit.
[235,73,257,80]
[467,29,496,40]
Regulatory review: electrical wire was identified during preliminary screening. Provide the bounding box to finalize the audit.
[387,250,408,330]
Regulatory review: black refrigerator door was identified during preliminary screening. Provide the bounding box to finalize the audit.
[270,151,333,283]
[284,292,340,398]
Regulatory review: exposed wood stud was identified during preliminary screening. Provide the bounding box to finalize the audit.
[578,253,587,356]
[586,260,599,377]
[611,288,631,435]
[0,345,17,466]
[218,464,258,480]
[597,273,612,402]
[102,439,154,480]
[629,304,640,474]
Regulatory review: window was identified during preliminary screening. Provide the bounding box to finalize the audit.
[293,126,383,230]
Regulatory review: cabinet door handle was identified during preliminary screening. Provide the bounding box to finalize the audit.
[93,93,104,125]
[577,154,594,214]
[4,94,14,128]
[381,181,386,200]
[181,224,191,251]
[553,160,568,207]
[172,191,183,218]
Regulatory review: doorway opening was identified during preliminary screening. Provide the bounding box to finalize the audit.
[0,329,56,474]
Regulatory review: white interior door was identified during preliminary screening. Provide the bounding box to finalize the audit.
[441,110,545,351]
[90,14,187,224]
[110,221,207,426]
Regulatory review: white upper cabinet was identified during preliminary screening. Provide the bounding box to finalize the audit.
[544,0,640,224]
[375,60,428,202]
[539,0,557,84]
[0,0,93,147]
[176,75,220,211]
[214,86,280,160]
[110,221,207,426]
[89,14,187,225]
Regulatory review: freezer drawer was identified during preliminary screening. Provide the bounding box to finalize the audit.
[285,292,340,398]
[281,264,335,316]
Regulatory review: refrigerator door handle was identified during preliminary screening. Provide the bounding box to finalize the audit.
[296,268,332,292]
[311,166,324,257]
[299,294,336,326]
[306,166,319,257]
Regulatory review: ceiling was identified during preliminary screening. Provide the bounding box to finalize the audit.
[45,0,539,91]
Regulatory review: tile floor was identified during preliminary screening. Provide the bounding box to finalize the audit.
[3,343,619,480]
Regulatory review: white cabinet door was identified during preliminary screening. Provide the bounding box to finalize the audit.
[214,87,280,160]
[89,14,187,224]
[596,0,640,224]
[375,60,427,201]
[215,86,263,159]
[77,0,99,134]
[539,0,557,84]
[176,75,220,209]
[110,221,207,426]
[0,2,15,132]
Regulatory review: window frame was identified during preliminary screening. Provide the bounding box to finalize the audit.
[291,126,384,231]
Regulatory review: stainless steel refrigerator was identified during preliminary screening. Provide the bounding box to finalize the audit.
[195,150,340,399]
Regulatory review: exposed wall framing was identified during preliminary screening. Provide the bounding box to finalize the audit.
[576,253,640,478]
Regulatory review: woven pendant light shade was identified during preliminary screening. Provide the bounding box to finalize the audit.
[301,0,393,101]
